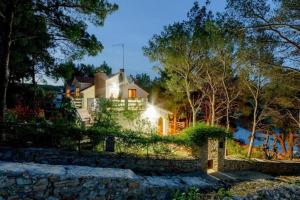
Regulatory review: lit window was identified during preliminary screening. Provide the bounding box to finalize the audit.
[128,89,137,98]
[75,87,80,97]
[66,89,70,97]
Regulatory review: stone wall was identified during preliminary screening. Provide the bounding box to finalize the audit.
[222,158,300,175]
[207,138,225,171]
[0,147,204,174]
[2,140,299,176]
[205,138,300,175]
[0,161,220,200]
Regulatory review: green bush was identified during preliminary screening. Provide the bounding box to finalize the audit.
[60,98,77,123]
[2,121,230,158]
[1,119,82,149]
[173,123,231,146]
[217,188,233,198]
[173,188,201,200]
[173,187,232,200]
[87,123,230,156]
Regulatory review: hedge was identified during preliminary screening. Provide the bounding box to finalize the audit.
[0,122,231,150]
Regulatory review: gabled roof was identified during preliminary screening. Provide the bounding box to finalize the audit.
[126,82,149,96]
[80,84,94,91]
[75,76,94,83]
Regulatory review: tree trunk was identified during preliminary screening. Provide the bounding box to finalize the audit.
[287,132,294,160]
[277,135,287,157]
[204,104,210,124]
[247,101,258,157]
[0,2,15,122]
[221,62,231,132]
[225,102,230,131]
[210,92,216,126]
[184,78,196,127]
[247,123,256,158]
[263,133,270,159]
[192,110,196,127]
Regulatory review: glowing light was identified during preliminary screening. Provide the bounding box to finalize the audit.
[142,104,159,125]
[109,82,120,98]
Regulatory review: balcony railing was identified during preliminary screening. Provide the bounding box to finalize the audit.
[87,98,147,112]
[111,98,147,111]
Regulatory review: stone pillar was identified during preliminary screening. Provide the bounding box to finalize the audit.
[198,138,208,172]
[207,137,225,171]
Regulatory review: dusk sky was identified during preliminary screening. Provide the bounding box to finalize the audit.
[50,0,226,85]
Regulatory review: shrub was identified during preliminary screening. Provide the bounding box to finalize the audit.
[1,119,82,149]
[173,188,200,200]
[1,120,230,158]
[226,139,265,159]
[217,188,232,198]
[173,123,231,146]
[172,187,232,200]
[60,98,77,123]
[4,110,18,122]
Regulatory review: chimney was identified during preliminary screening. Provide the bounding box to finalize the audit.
[94,72,107,98]
[120,68,124,73]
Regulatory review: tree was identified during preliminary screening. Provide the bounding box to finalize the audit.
[225,0,300,158]
[0,0,118,122]
[144,2,212,127]
[208,19,240,131]
[129,73,152,92]
[54,61,112,83]
[237,38,280,157]
[226,0,300,72]
[195,62,222,126]
[95,61,112,76]
[53,61,76,83]
[267,69,300,159]
[6,8,53,85]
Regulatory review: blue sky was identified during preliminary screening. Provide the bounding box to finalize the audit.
[49,0,226,85]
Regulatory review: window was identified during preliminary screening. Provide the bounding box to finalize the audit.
[128,89,137,98]
[66,89,70,97]
[75,87,80,97]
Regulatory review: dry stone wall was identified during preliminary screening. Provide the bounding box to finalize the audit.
[0,161,220,200]
[222,158,300,175]
[0,147,204,174]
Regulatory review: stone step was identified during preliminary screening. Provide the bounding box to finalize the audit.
[207,170,237,182]
[76,108,93,126]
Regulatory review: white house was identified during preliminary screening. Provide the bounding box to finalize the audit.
[65,69,172,135]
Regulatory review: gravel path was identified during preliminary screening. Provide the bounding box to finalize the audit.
[207,171,300,199]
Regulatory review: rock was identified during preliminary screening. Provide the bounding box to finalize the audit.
[0,161,225,199]
[0,176,15,188]
[46,197,59,200]
[16,177,32,185]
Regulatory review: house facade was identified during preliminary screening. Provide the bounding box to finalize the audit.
[65,69,172,135]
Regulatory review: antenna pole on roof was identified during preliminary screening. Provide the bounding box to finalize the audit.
[113,43,125,70]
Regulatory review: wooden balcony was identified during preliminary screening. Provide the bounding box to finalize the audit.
[111,98,147,111]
